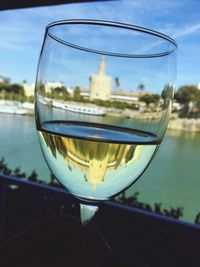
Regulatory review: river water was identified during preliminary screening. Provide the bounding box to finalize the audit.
[0,114,200,223]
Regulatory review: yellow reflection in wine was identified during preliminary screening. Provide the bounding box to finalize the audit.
[40,131,143,191]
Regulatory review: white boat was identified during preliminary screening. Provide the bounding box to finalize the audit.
[38,96,52,105]
[52,101,65,109]
[0,100,27,115]
[22,102,34,110]
[64,103,106,116]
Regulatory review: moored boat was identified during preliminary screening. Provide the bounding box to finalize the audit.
[64,103,106,116]
[0,100,27,115]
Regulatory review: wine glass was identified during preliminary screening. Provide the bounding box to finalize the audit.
[35,20,177,224]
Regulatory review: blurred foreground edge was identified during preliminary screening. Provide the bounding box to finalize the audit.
[0,174,200,267]
[0,0,111,11]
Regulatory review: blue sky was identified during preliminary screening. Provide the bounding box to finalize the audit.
[0,0,199,88]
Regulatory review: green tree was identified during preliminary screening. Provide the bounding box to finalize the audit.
[51,86,69,100]
[111,101,128,109]
[73,86,81,100]
[137,83,145,92]
[175,85,200,116]
[28,170,38,182]
[115,77,120,89]
[94,99,111,108]
[9,83,25,95]
[174,85,200,105]
[139,93,160,106]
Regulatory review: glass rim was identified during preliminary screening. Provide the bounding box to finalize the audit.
[46,19,177,58]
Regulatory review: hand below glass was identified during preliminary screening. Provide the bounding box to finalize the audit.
[0,216,111,267]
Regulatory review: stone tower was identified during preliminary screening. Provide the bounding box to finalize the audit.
[89,57,112,101]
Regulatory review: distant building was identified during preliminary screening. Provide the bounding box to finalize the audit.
[197,83,200,90]
[89,57,112,101]
[81,88,139,104]
[88,57,140,103]
[23,82,35,97]
[111,90,139,103]
[44,58,141,103]
[45,82,64,93]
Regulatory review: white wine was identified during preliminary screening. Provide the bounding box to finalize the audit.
[38,121,160,201]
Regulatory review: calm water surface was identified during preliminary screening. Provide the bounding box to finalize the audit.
[0,114,200,223]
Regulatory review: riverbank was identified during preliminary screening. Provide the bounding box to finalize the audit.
[107,108,200,133]
[168,118,200,133]
[106,108,160,119]
[1,100,200,133]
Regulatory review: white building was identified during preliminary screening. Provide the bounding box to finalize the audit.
[111,90,139,102]
[23,82,35,97]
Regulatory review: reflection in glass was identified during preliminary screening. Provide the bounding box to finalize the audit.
[35,20,177,223]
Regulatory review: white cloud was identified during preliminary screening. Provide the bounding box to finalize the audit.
[172,23,200,39]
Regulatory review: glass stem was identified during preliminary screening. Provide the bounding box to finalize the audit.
[80,203,99,224]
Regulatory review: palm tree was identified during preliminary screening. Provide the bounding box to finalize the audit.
[115,77,120,90]
[137,83,145,92]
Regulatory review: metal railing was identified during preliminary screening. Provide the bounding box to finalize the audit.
[0,173,200,266]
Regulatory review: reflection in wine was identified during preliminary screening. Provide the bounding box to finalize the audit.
[38,122,159,200]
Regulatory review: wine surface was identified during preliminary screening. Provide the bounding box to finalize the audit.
[38,121,160,200]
